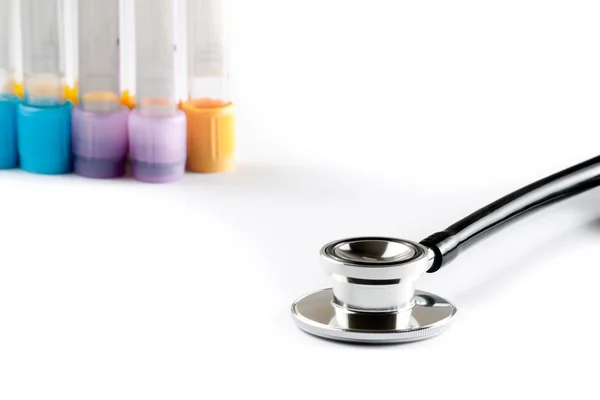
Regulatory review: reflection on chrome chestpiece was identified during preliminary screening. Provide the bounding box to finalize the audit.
[291,237,457,344]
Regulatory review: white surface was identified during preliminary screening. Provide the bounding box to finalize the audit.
[2,0,600,398]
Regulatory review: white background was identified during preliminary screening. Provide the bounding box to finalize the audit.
[2,0,600,398]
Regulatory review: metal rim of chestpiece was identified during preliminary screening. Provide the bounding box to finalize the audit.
[291,237,457,344]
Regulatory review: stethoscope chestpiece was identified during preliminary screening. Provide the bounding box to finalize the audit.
[291,237,457,344]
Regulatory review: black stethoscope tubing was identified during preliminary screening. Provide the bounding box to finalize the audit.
[421,155,600,272]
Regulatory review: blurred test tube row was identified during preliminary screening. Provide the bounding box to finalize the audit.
[0,0,235,182]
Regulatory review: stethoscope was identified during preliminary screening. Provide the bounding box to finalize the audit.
[291,155,600,344]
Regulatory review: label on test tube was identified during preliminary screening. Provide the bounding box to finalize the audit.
[78,0,120,112]
[189,0,226,77]
[21,0,65,106]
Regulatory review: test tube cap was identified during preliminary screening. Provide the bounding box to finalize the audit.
[181,100,235,173]
[128,109,187,183]
[17,102,73,175]
[72,105,129,178]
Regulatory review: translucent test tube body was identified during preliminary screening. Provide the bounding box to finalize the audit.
[18,0,72,175]
[187,0,231,105]
[72,0,129,178]
[21,0,65,106]
[128,0,186,183]
[78,0,121,113]
[0,0,16,96]
[135,0,178,116]
[182,0,235,173]
[0,0,19,169]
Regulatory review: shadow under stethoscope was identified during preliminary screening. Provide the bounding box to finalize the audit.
[182,162,600,312]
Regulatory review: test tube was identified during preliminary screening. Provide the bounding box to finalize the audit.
[72,0,129,179]
[182,0,235,173]
[0,0,19,169]
[18,0,72,175]
[129,0,187,183]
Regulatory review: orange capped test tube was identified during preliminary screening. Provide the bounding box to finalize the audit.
[181,0,235,173]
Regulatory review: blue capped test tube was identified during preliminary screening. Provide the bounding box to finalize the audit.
[0,0,19,169]
[18,0,72,175]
